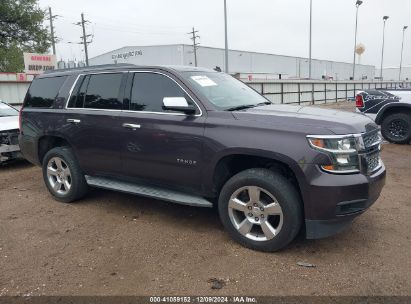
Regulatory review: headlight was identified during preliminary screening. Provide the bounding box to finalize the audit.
[307,135,361,173]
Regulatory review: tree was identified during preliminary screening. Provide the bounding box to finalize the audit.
[0,0,51,72]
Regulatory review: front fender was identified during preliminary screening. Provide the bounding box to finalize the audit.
[202,147,311,201]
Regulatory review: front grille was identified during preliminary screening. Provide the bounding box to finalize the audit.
[363,131,380,149]
[365,151,381,173]
[360,127,382,174]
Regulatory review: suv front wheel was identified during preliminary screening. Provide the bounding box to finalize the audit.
[218,168,302,252]
[42,146,88,203]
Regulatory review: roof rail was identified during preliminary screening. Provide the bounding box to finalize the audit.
[43,63,137,74]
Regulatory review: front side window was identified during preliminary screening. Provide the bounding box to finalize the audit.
[130,72,197,113]
[24,76,67,108]
[83,73,123,110]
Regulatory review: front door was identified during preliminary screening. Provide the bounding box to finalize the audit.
[118,71,206,192]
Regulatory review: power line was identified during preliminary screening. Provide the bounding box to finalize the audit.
[188,27,200,67]
[92,24,186,36]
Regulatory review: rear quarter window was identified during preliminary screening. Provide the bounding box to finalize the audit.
[24,76,67,108]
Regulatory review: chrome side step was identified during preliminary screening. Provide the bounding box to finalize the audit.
[85,176,213,208]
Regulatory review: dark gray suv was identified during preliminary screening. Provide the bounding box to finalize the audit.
[19,64,386,252]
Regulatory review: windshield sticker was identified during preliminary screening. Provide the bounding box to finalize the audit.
[191,75,217,87]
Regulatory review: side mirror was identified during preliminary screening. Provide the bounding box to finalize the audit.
[162,97,196,115]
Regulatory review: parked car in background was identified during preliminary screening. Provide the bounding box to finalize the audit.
[356,89,411,144]
[0,101,21,163]
[19,64,386,252]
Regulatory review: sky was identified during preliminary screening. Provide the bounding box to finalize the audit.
[37,0,410,68]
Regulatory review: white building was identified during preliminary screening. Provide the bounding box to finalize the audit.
[89,44,375,80]
[376,66,411,81]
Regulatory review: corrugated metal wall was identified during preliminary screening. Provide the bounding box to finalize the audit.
[89,44,375,80]
[0,73,34,105]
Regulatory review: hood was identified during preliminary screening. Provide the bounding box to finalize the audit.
[0,116,19,131]
[232,104,375,135]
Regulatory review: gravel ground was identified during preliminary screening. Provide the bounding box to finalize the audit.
[0,102,410,296]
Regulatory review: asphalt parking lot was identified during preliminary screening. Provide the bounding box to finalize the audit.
[0,102,410,296]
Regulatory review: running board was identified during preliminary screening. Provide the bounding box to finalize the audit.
[85,176,213,208]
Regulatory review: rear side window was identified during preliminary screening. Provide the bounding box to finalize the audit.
[67,75,88,108]
[84,73,123,110]
[24,76,67,108]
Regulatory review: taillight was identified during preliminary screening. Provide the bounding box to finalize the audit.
[355,94,364,108]
[18,106,23,132]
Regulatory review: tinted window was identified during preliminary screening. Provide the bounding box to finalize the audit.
[130,73,196,113]
[84,73,123,110]
[67,75,88,108]
[24,76,67,108]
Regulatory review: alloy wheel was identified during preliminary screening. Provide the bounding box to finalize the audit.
[47,157,72,195]
[228,186,283,241]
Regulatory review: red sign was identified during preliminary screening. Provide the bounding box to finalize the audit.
[17,73,27,81]
[23,53,57,74]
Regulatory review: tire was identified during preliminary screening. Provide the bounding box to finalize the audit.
[218,168,302,252]
[42,146,88,203]
[381,113,411,144]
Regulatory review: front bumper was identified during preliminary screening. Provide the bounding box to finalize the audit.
[0,144,21,162]
[303,163,386,239]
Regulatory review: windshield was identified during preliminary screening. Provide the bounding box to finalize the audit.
[0,102,18,117]
[182,72,269,110]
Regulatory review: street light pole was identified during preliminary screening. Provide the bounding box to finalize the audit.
[399,25,408,81]
[352,0,363,80]
[380,16,389,80]
[224,0,229,73]
[309,0,312,79]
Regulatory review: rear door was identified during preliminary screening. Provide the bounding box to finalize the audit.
[117,71,206,192]
[64,72,127,175]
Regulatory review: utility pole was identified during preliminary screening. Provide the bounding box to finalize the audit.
[309,0,312,79]
[75,13,93,66]
[399,26,408,81]
[224,0,229,73]
[48,7,58,55]
[352,0,363,80]
[188,27,200,67]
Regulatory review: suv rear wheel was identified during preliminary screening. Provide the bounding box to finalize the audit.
[218,168,302,252]
[381,113,411,144]
[42,146,88,203]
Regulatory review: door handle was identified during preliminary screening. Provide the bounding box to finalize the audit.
[122,123,141,130]
[67,118,81,124]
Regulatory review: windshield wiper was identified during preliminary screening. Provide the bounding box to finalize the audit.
[225,104,257,111]
[256,101,272,106]
[225,101,272,111]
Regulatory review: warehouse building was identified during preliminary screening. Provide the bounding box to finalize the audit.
[89,44,375,80]
[377,66,411,81]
